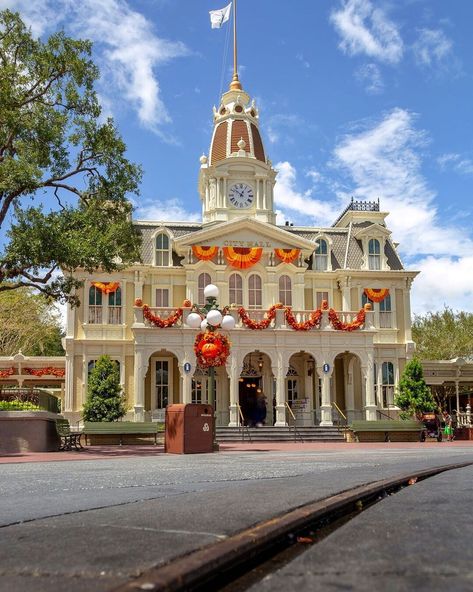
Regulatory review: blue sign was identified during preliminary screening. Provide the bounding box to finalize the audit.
[183,362,192,374]
[323,363,330,373]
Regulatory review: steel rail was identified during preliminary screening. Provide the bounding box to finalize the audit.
[111,461,473,592]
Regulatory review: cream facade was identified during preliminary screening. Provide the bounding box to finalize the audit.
[63,80,419,428]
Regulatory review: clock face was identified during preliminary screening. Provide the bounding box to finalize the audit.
[228,183,254,209]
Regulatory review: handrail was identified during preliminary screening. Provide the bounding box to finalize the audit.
[377,409,396,420]
[236,403,252,442]
[332,401,347,421]
[285,402,303,443]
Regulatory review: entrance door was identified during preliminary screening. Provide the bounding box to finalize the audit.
[239,378,267,426]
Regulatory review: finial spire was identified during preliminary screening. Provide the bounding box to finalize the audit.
[230,0,242,90]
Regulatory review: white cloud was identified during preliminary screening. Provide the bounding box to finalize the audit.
[355,63,384,94]
[274,162,340,226]
[413,28,453,69]
[136,198,201,222]
[296,53,310,68]
[437,153,473,175]
[332,108,473,313]
[2,0,189,134]
[330,0,403,64]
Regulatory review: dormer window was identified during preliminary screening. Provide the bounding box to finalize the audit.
[368,239,381,270]
[155,233,170,267]
[314,239,328,271]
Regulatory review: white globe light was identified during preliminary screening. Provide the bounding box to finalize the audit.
[186,312,202,329]
[221,314,236,331]
[206,309,223,327]
[200,319,208,331]
[204,284,219,299]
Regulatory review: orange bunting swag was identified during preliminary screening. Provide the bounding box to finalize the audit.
[92,282,120,294]
[238,304,284,330]
[223,246,262,269]
[194,332,231,368]
[285,308,322,331]
[274,248,300,264]
[142,305,183,328]
[363,288,390,303]
[25,367,65,377]
[0,367,15,378]
[192,245,219,261]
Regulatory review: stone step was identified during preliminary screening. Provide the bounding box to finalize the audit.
[216,426,346,442]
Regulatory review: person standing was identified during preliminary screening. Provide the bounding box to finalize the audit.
[444,412,453,442]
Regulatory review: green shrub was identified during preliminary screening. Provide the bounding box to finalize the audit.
[82,355,127,422]
[0,400,41,411]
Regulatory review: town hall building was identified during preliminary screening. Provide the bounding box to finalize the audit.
[60,68,419,430]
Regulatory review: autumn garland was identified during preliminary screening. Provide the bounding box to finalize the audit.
[0,367,15,378]
[24,367,65,377]
[194,331,231,368]
[142,305,183,328]
[238,303,284,330]
[328,308,366,331]
[285,308,322,331]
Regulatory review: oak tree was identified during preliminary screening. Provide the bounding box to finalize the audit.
[0,10,142,304]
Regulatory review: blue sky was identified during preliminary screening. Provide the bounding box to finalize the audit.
[2,0,473,314]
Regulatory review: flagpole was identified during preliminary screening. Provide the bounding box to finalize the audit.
[230,0,242,90]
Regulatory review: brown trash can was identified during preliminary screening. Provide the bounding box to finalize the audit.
[165,404,214,454]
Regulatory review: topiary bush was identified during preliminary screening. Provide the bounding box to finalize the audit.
[395,358,436,420]
[82,355,127,422]
[0,400,40,411]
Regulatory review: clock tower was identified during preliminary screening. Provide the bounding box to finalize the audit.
[198,83,277,225]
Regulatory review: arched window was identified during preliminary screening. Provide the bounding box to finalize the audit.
[198,273,212,305]
[248,274,262,309]
[229,273,243,306]
[368,239,381,270]
[278,275,292,306]
[155,233,170,266]
[314,239,328,271]
[381,362,394,407]
[108,287,122,324]
[88,286,102,324]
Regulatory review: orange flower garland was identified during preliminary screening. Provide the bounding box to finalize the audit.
[92,282,120,294]
[24,367,65,377]
[194,332,231,368]
[285,308,322,331]
[223,246,263,269]
[274,248,300,264]
[192,245,219,261]
[328,308,366,331]
[238,303,284,329]
[0,367,15,378]
[363,288,390,303]
[142,305,183,328]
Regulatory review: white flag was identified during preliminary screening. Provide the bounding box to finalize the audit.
[209,2,232,29]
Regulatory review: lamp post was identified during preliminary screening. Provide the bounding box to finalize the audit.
[185,284,235,451]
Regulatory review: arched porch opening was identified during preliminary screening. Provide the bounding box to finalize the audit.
[192,365,229,427]
[333,352,363,422]
[287,352,317,426]
[239,352,272,426]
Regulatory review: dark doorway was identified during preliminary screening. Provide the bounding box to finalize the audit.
[239,378,266,426]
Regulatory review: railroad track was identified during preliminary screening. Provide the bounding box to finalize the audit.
[111,461,473,592]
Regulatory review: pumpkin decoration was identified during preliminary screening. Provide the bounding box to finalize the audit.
[194,331,231,368]
[182,299,192,308]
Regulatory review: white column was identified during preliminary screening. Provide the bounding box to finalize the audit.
[133,349,148,421]
[180,365,192,404]
[273,354,289,426]
[318,364,333,426]
[228,353,241,427]
[455,380,460,412]
[345,357,355,422]
[341,277,351,311]
[64,353,74,412]
[363,351,377,420]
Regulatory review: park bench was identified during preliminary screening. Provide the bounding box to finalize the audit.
[349,420,424,443]
[56,418,84,451]
[83,421,162,445]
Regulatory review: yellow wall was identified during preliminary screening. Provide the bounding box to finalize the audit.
[125,355,134,407]
[351,287,358,310]
[332,289,342,311]
[173,285,186,307]
[304,288,313,310]
[396,288,405,341]
[74,355,83,411]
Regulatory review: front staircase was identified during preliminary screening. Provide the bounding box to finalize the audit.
[216,425,346,443]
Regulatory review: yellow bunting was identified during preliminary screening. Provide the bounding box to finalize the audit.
[223,246,263,269]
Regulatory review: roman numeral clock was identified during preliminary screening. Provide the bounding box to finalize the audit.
[228,183,254,209]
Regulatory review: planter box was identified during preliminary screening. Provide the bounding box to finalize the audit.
[0,411,60,454]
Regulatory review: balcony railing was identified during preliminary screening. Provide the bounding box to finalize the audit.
[137,307,375,331]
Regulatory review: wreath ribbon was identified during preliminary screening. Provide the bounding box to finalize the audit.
[364,288,390,303]
[91,282,120,294]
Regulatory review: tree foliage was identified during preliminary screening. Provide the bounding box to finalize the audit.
[394,359,436,419]
[412,307,473,360]
[0,287,64,355]
[0,10,142,304]
[82,355,126,422]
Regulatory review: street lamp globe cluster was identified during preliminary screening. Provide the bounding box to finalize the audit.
[185,284,236,332]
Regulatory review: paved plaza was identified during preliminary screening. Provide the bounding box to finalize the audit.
[1,442,472,591]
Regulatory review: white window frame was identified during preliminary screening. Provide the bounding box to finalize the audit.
[229,273,243,306]
[248,274,262,309]
[368,238,381,270]
[380,361,395,408]
[154,230,172,267]
[278,275,292,306]
[155,288,170,308]
[153,357,173,412]
[314,237,329,271]
[87,283,124,325]
[198,272,212,305]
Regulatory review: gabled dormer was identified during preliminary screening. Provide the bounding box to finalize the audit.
[354,223,392,271]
